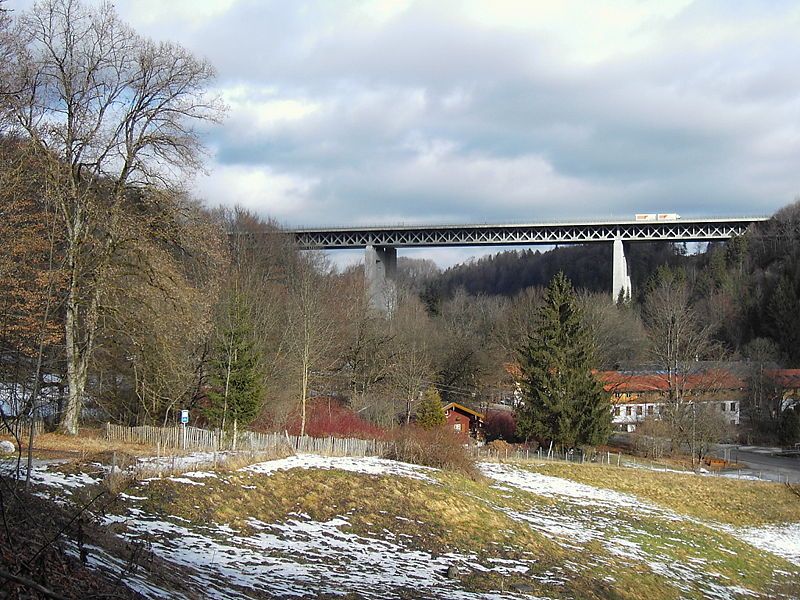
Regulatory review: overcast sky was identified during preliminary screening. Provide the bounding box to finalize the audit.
[13,1,800,267]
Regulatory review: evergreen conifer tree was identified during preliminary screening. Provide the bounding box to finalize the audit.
[206,294,264,430]
[415,387,446,429]
[515,272,611,448]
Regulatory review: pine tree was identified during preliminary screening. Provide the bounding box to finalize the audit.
[515,272,611,448]
[415,387,446,429]
[767,273,800,366]
[206,294,264,431]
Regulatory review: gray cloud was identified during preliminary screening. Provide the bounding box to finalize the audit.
[13,0,798,265]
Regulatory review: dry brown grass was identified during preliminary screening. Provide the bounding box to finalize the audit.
[383,426,480,479]
[137,467,549,556]
[2,429,157,459]
[121,462,800,599]
[528,461,800,526]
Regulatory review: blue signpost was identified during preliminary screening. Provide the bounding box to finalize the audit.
[180,410,189,449]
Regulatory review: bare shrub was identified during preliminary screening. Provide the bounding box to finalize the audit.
[284,397,386,439]
[383,426,479,479]
[632,417,672,459]
[486,439,513,455]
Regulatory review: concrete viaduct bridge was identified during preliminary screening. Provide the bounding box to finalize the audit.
[291,216,767,310]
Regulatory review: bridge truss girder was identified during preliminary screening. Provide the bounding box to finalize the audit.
[292,218,763,250]
[289,217,766,311]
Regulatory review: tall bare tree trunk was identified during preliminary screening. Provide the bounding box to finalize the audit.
[60,241,99,435]
[2,0,223,434]
[300,346,310,437]
[60,249,84,435]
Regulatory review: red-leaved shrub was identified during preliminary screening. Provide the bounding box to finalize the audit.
[484,409,517,442]
[285,397,386,439]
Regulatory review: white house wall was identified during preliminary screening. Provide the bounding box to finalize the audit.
[611,399,740,432]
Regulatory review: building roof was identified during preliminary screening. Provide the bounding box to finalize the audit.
[506,362,800,400]
[597,369,745,395]
[442,402,485,420]
[766,369,800,389]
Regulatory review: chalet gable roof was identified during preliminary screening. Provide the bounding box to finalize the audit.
[442,402,485,420]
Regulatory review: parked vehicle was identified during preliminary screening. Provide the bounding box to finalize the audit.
[635,213,681,221]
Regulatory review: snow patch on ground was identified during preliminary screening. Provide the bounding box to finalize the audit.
[244,454,439,483]
[66,542,185,600]
[167,477,205,486]
[136,452,234,472]
[479,462,676,518]
[181,471,217,479]
[736,522,800,566]
[476,461,785,598]
[107,511,543,599]
[23,466,101,491]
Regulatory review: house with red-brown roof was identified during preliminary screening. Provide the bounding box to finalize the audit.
[442,402,484,439]
[597,370,745,432]
[505,362,800,433]
[764,369,800,412]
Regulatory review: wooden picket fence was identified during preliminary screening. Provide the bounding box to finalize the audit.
[289,434,387,457]
[103,423,387,458]
[0,419,44,441]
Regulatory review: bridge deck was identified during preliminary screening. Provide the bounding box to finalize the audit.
[291,217,768,249]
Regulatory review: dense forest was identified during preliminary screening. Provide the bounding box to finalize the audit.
[424,241,689,299]
[412,209,800,369]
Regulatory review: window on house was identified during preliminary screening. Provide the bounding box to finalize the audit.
[613,407,620,416]
[636,406,643,416]
[454,423,462,432]
[626,406,632,416]
[730,402,737,412]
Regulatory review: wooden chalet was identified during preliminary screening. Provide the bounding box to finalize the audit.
[442,402,484,439]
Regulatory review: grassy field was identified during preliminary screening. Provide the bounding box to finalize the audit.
[101,457,800,599]
[2,429,158,458]
[9,436,800,599]
[526,460,800,526]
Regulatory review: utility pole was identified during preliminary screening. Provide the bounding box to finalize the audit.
[691,401,696,469]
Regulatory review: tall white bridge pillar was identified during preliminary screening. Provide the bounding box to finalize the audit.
[365,244,397,314]
[612,237,632,302]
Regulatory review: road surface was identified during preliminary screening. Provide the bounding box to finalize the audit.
[711,444,800,483]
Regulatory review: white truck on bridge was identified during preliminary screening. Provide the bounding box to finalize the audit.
[635,213,681,221]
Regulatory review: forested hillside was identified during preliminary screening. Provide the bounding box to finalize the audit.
[414,205,800,368]
[422,241,693,299]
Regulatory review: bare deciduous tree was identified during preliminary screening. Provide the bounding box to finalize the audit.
[643,278,726,463]
[337,269,395,414]
[389,294,434,424]
[0,0,223,433]
[284,252,340,437]
[579,292,646,370]
[643,279,717,403]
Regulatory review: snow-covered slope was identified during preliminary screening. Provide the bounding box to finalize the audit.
[11,454,800,599]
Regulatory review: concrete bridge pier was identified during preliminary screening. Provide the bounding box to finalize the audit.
[612,237,632,302]
[365,244,397,313]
